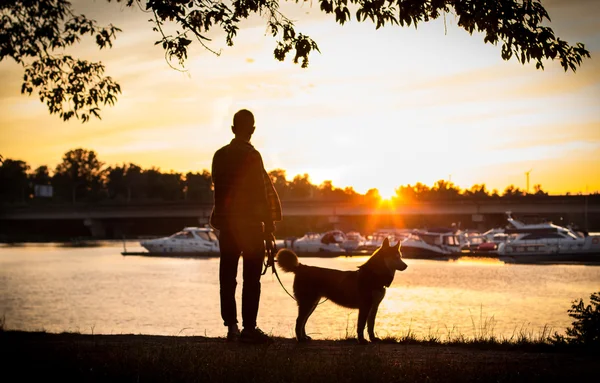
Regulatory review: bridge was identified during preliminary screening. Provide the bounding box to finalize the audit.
[1,196,598,239]
[2,198,598,220]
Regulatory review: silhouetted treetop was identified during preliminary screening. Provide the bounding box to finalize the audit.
[53,148,106,203]
[1,0,591,122]
[119,0,590,72]
[1,0,122,122]
[0,159,30,203]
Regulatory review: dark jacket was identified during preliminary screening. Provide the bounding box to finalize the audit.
[210,138,281,231]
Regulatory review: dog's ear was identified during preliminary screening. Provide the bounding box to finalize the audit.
[394,241,401,250]
[382,237,390,249]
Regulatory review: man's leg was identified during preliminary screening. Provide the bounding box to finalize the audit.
[240,226,266,330]
[218,229,241,329]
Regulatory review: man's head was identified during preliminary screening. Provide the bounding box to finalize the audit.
[231,109,255,141]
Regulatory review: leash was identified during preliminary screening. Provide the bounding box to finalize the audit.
[262,237,296,301]
[261,234,276,276]
[262,237,328,305]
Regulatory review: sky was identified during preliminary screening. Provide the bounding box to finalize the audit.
[1,0,599,198]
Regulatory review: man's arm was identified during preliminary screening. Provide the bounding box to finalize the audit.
[246,150,272,226]
[262,168,281,234]
[209,151,220,230]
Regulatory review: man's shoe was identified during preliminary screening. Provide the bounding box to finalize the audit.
[227,325,240,342]
[240,327,273,344]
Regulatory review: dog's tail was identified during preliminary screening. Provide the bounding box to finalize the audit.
[276,248,299,273]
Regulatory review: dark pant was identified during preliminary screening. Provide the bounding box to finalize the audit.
[218,224,265,329]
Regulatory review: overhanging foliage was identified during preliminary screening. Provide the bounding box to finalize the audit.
[0,0,591,122]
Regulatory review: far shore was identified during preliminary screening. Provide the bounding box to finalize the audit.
[1,331,596,382]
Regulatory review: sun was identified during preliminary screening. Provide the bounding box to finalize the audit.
[377,185,397,201]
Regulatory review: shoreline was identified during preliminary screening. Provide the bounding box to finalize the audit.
[3,240,600,266]
[5,242,600,266]
[1,331,596,382]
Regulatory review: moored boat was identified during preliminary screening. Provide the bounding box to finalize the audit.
[400,229,462,259]
[341,231,367,253]
[288,231,347,255]
[496,212,600,263]
[138,227,220,255]
[356,231,400,253]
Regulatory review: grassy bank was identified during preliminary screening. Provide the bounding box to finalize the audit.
[1,331,596,383]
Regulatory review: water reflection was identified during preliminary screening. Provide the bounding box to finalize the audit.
[1,242,598,340]
[449,256,505,266]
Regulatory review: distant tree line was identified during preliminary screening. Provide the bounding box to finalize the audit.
[0,148,592,206]
[0,149,213,204]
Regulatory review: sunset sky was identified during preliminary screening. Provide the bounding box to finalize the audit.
[1,0,598,198]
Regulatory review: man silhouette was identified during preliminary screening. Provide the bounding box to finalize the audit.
[210,109,282,343]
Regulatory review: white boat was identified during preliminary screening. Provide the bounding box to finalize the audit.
[290,231,347,254]
[341,231,367,252]
[481,228,507,242]
[356,231,398,253]
[140,227,220,254]
[400,229,462,259]
[497,212,600,262]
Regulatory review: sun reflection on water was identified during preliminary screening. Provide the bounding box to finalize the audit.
[449,256,506,266]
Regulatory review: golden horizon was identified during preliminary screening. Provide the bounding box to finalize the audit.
[3,146,598,198]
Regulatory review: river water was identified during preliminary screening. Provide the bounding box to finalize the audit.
[1,242,599,341]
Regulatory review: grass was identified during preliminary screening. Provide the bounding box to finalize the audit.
[1,300,597,383]
[1,307,596,383]
[334,308,562,353]
[375,326,559,353]
[1,330,596,383]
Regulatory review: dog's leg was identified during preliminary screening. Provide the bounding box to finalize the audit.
[303,301,319,340]
[295,297,319,342]
[367,288,386,342]
[357,298,372,344]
